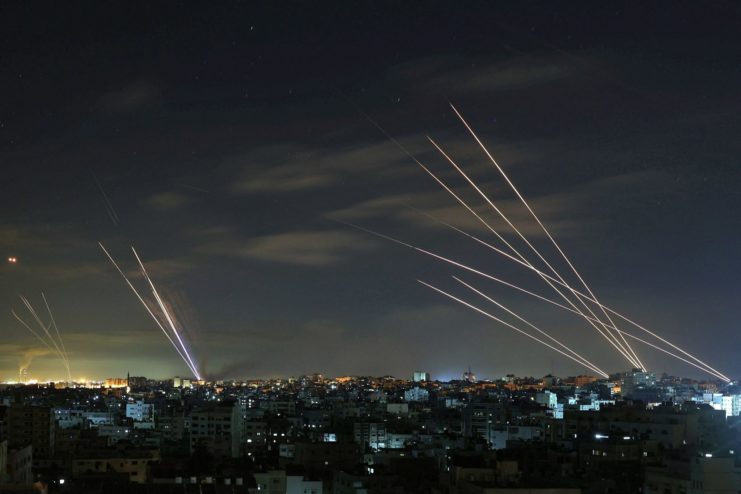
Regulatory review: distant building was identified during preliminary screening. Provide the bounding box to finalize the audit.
[292,441,361,471]
[104,377,128,388]
[621,369,656,397]
[287,474,322,494]
[7,405,54,459]
[463,402,508,446]
[490,425,543,449]
[412,372,431,382]
[386,403,409,416]
[574,375,598,387]
[404,387,430,402]
[463,368,477,383]
[172,376,182,387]
[536,391,558,409]
[189,401,242,459]
[645,457,741,494]
[0,440,6,484]
[7,444,32,484]
[54,408,85,429]
[354,423,387,451]
[125,400,153,422]
[82,411,115,427]
[253,470,286,494]
[71,447,159,484]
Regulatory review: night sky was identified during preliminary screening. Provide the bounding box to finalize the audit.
[2,2,740,382]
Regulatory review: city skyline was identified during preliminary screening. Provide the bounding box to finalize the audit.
[2,3,741,381]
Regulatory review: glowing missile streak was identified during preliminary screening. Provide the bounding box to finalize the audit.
[615,330,729,382]
[92,170,119,226]
[455,276,728,381]
[404,175,639,368]
[131,251,201,380]
[130,247,201,380]
[427,136,642,369]
[11,310,71,380]
[11,310,63,358]
[98,243,197,377]
[42,293,69,364]
[448,103,644,370]
[605,310,728,381]
[418,280,610,378]
[20,296,68,370]
[432,216,730,381]
[452,276,607,377]
[352,104,713,378]
[345,221,727,381]
[341,100,634,367]
[454,271,729,381]
[450,275,728,381]
[418,209,729,380]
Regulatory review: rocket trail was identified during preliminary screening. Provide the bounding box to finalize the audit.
[418,280,610,378]
[42,293,69,364]
[347,101,706,377]
[455,273,729,381]
[344,221,728,381]
[434,218,730,381]
[130,247,201,380]
[338,98,634,364]
[616,330,730,381]
[99,243,199,378]
[12,298,71,381]
[19,296,69,373]
[427,136,642,369]
[410,163,641,367]
[452,276,607,377]
[448,103,644,369]
[91,170,119,226]
[437,212,728,379]
[410,207,694,365]
[12,311,62,359]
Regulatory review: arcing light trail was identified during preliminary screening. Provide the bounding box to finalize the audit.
[91,170,119,227]
[428,136,643,369]
[407,206,729,381]
[418,280,609,378]
[448,103,643,370]
[99,243,201,380]
[451,276,607,378]
[130,247,201,380]
[350,103,641,367]
[348,104,728,381]
[451,275,730,382]
[345,220,727,381]
[11,294,71,382]
[415,152,642,369]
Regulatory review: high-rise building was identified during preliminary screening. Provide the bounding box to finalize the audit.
[412,371,431,382]
[7,405,55,459]
[353,422,387,450]
[125,400,154,422]
[463,367,477,383]
[621,368,656,397]
[189,401,242,459]
[463,402,507,446]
